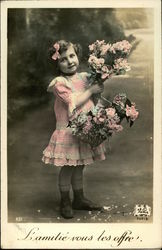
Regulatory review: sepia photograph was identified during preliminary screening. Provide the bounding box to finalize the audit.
[1,0,161,249]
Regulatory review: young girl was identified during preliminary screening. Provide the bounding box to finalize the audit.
[42,40,106,219]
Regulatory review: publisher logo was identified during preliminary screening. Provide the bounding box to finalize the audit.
[133,204,151,220]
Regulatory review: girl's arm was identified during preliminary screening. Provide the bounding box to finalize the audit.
[74,84,104,108]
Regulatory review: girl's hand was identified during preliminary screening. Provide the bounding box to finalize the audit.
[75,83,104,108]
[89,83,104,95]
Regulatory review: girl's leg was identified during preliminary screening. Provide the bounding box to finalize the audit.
[58,165,74,219]
[71,165,84,191]
[71,165,103,211]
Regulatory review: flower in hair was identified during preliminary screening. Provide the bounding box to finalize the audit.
[52,43,60,60]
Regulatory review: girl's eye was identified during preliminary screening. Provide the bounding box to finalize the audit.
[60,58,66,63]
[70,54,75,58]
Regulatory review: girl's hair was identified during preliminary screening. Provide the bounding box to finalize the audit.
[49,40,82,75]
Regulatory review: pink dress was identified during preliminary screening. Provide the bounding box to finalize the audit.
[42,72,106,166]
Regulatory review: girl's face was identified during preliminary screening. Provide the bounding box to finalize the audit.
[58,45,79,75]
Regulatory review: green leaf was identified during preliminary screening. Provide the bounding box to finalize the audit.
[125,98,132,107]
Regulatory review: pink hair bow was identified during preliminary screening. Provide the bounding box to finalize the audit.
[52,43,60,60]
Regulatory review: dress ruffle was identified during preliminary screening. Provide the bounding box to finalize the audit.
[42,128,106,166]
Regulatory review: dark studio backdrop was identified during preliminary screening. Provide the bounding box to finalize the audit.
[7,8,153,223]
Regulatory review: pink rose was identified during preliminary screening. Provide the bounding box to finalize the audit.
[100,44,111,56]
[115,124,123,132]
[83,121,92,134]
[87,115,92,121]
[54,42,60,51]
[106,108,116,117]
[93,117,100,124]
[102,65,108,72]
[98,58,105,65]
[99,117,105,123]
[109,46,116,54]
[101,73,109,79]
[96,40,105,46]
[126,105,139,121]
[89,44,95,51]
[93,117,97,123]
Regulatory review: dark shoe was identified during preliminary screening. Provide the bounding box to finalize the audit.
[60,191,74,219]
[72,189,103,211]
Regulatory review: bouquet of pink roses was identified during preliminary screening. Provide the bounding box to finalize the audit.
[68,93,139,147]
[88,39,132,84]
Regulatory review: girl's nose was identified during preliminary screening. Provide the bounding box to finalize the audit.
[67,57,73,64]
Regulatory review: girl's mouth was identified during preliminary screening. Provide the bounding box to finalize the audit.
[68,65,75,69]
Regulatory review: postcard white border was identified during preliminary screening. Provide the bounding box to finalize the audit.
[1,0,162,249]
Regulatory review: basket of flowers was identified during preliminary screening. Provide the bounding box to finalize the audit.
[68,93,139,148]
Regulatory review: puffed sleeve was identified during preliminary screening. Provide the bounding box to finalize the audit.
[47,77,76,117]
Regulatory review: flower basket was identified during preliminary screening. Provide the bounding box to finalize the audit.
[68,93,139,148]
[76,132,109,148]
